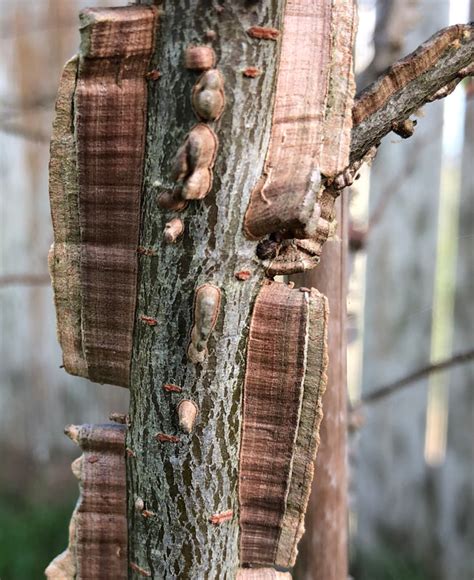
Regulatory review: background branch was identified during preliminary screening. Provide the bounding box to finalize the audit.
[359,349,474,406]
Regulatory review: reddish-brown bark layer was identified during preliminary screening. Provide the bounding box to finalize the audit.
[244,0,356,279]
[75,6,157,386]
[45,423,127,579]
[239,282,328,568]
[244,0,355,244]
[244,1,332,241]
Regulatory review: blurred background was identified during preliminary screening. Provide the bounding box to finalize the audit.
[0,0,472,578]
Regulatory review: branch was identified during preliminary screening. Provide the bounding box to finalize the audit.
[359,349,474,406]
[350,23,473,166]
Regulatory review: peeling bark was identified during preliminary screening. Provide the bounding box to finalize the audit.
[244,0,356,260]
[48,55,86,379]
[76,7,157,387]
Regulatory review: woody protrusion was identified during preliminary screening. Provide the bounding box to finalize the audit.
[188,284,221,364]
[157,188,188,211]
[167,46,225,207]
[171,124,218,200]
[191,69,225,121]
[177,400,199,433]
[163,218,184,243]
[185,46,216,71]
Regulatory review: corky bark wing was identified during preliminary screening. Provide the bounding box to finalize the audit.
[48,6,158,387]
[239,282,329,567]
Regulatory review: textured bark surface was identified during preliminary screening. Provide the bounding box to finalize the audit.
[351,23,473,164]
[127,3,285,578]
[76,6,157,387]
[48,55,87,379]
[45,423,127,580]
[239,281,328,568]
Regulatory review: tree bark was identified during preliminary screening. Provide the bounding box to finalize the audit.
[126,4,285,578]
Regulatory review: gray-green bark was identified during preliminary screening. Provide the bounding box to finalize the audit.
[127,3,284,578]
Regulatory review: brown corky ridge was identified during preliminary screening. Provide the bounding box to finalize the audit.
[74,6,157,386]
[244,0,355,242]
[48,55,88,379]
[45,423,127,579]
[239,282,328,567]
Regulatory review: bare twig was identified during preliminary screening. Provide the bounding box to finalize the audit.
[358,349,474,406]
[0,274,50,287]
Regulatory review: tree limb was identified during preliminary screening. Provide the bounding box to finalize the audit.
[350,23,473,166]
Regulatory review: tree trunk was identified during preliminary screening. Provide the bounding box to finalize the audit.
[127,1,355,577]
[126,4,285,578]
[356,1,448,575]
[44,0,357,577]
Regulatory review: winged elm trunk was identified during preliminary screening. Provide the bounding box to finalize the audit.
[127,3,285,578]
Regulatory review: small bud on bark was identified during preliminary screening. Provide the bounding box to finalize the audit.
[163,218,184,243]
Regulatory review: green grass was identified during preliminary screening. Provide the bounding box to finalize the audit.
[0,493,74,580]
